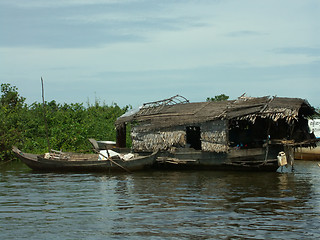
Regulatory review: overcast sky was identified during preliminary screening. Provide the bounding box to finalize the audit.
[1,0,319,108]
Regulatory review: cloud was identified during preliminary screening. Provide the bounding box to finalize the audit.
[0,0,207,48]
[225,30,264,37]
[0,0,137,8]
[273,47,320,57]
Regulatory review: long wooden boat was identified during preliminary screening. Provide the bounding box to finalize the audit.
[12,146,158,172]
[295,142,320,161]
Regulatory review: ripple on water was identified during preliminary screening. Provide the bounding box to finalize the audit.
[1,162,320,239]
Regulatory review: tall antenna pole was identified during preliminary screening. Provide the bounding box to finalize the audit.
[41,77,51,152]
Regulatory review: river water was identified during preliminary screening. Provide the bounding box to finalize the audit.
[1,161,320,239]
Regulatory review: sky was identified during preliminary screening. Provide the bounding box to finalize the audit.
[1,0,319,109]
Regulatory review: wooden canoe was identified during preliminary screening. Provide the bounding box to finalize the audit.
[12,146,158,172]
[295,142,320,161]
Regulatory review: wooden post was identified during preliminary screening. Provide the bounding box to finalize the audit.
[116,123,127,148]
[264,120,271,162]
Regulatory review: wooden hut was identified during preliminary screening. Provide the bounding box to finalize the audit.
[115,95,317,171]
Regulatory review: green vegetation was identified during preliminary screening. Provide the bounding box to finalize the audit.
[206,94,229,102]
[0,83,130,161]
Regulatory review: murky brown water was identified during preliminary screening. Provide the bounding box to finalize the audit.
[1,161,320,239]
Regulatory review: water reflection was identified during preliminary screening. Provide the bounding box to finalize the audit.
[1,161,320,239]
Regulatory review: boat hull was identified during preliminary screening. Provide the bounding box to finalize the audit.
[13,147,158,172]
[155,148,280,172]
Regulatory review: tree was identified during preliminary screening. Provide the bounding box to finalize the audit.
[0,83,25,109]
[0,84,26,160]
[206,94,229,102]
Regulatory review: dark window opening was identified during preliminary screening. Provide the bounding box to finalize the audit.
[229,120,258,148]
[116,123,126,148]
[186,126,201,150]
[228,118,297,149]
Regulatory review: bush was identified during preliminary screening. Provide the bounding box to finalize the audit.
[0,83,130,161]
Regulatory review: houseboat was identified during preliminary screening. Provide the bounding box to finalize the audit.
[115,95,317,171]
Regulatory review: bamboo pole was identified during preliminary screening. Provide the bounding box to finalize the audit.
[41,77,51,152]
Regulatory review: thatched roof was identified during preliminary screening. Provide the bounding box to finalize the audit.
[116,95,315,130]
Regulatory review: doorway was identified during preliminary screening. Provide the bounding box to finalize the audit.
[186,126,201,150]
